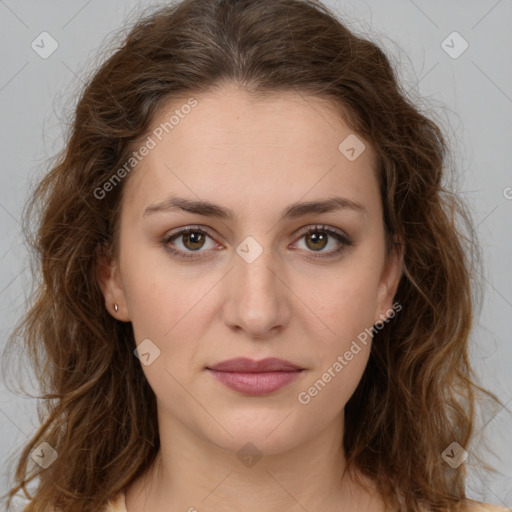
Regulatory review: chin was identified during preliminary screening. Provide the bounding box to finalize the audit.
[203,413,308,457]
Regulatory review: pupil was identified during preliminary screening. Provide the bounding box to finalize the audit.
[186,232,203,250]
[308,232,327,250]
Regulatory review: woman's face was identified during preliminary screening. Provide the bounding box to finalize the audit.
[98,82,402,455]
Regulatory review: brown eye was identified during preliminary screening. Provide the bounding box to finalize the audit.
[304,231,328,251]
[181,231,207,251]
[294,225,353,259]
[162,226,218,260]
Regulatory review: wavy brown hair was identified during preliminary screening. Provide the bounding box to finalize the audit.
[2,0,506,510]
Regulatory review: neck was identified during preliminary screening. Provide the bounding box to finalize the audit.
[125,408,387,511]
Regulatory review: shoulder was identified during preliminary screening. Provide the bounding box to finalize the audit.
[462,498,510,512]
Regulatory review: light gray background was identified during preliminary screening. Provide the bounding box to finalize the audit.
[0,0,511,507]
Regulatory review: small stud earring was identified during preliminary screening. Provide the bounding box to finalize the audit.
[114,303,118,312]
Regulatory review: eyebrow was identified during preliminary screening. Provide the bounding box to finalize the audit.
[143,195,366,221]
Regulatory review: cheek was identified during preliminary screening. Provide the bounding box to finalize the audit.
[297,250,384,409]
[301,262,382,346]
[121,249,217,375]
[295,272,376,414]
[120,244,199,339]
[296,346,370,422]
[121,263,205,411]
[123,274,174,342]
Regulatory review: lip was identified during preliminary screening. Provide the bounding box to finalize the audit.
[206,357,304,395]
[208,357,303,373]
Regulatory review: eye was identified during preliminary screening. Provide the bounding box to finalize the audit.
[162,226,219,260]
[161,224,353,261]
[292,224,353,259]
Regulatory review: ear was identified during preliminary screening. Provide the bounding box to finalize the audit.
[373,237,404,325]
[95,242,131,322]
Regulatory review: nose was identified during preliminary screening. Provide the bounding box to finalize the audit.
[222,239,291,339]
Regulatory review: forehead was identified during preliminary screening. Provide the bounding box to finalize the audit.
[121,84,379,219]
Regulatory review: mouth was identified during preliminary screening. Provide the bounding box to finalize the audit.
[206,357,305,395]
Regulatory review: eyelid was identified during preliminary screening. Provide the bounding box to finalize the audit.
[294,224,349,241]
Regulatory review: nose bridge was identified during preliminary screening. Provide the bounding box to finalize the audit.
[235,234,280,302]
[224,233,289,335]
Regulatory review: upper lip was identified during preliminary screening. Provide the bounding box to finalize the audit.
[207,357,303,373]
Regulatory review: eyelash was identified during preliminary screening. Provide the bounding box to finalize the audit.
[161,224,353,261]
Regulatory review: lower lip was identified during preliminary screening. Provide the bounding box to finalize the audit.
[207,369,303,395]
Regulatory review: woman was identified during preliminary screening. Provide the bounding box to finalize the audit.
[2,0,509,510]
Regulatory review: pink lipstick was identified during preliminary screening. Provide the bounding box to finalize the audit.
[206,357,304,395]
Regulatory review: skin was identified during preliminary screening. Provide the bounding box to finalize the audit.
[97,82,404,511]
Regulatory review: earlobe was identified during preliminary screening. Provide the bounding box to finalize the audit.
[94,242,131,322]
